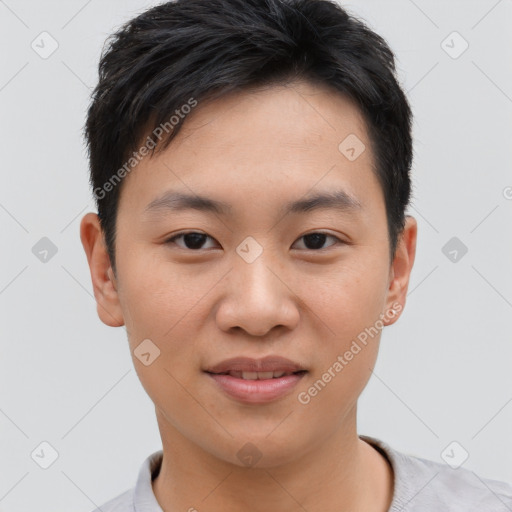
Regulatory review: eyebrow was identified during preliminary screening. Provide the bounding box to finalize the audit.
[143,189,362,218]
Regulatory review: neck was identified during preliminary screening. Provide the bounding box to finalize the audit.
[152,408,394,512]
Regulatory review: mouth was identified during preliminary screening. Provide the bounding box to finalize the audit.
[204,356,308,404]
[204,355,307,375]
[206,370,307,380]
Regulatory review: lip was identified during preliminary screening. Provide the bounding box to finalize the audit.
[204,355,306,374]
[204,356,307,404]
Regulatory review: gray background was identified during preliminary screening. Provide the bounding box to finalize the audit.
[1,0,511,510]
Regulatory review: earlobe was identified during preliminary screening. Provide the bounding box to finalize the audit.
[79,212,125,327]
[383,215,417,326]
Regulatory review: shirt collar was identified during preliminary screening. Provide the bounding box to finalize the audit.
[133,449,164,512]
[132,436,401,512]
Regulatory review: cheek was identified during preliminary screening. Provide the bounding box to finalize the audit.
[299,255,388,398]
[295,271,385,419]
[117,255,218,403]
[121,280,205,418]
[311,258,389,343]
[117,250,209,340]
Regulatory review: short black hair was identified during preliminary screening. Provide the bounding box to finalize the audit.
[85,0,413,275]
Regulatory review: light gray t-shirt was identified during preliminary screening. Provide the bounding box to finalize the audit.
[91,435,512,511]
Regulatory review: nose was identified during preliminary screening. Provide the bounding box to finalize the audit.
[215,252,300,337]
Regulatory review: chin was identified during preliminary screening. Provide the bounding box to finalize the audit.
[218,433,310,470]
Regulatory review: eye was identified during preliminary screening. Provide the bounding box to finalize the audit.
[292,232,342,251]
[165,231,218,250]
[165,231,343,251]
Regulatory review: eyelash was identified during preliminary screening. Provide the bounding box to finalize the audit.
[164,231,345,251]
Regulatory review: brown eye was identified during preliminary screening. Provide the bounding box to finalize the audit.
[166,232,218,250]
[293,232,341,251]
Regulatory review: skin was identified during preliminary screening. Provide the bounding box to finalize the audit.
[81,80,417,512]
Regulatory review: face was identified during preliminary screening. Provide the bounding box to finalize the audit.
[81,80,416,468]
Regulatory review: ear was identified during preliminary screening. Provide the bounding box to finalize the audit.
[383,215,417,326]
[80,212,125,327]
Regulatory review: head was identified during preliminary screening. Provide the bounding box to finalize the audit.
[81,0,417,468]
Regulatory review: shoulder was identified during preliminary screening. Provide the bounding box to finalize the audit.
[88,449,164,512]
[394,451,512,512]
[89,487,134,512]
[361,435,512,512]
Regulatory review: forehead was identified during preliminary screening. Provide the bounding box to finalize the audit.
[118,80,382,217]
[168,81,369,157]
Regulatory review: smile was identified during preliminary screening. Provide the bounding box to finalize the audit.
[205,371,307,404]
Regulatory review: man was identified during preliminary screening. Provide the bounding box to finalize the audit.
[80,0,512,510]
